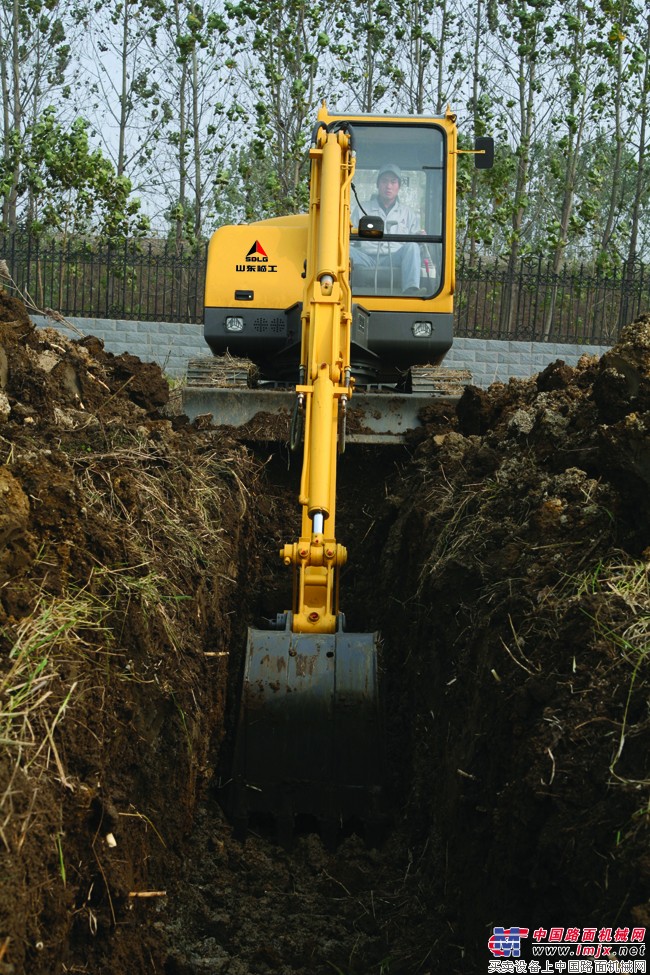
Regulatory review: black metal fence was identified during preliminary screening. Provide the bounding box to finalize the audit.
[2,232,648,343]
[455,255,649,345]
[1,233,206,324]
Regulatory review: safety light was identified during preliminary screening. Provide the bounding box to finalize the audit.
[412,321,433,338]
[225,316,245,332]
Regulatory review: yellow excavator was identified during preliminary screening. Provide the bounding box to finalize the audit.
[182,104,492,840]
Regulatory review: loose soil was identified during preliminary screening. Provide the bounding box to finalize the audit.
[0,291,649,975]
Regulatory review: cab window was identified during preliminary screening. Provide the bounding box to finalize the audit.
[350,123,445,298]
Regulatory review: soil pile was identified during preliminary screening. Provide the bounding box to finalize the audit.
[0,293,264,974]
[0,290,649,975]
[370,319,650,961]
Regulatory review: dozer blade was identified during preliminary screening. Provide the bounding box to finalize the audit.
[227,614,383,838]
[182,385,459,443]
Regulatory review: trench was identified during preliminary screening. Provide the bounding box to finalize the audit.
[161,433,531,975]
[161,347,650,975]
[163,442,457,975]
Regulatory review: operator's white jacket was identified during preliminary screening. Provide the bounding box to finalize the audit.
[352,195,420,256]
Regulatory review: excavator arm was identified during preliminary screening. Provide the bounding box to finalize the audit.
[281,114,355,634]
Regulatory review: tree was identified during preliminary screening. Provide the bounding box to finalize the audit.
[394,0,467,115]
[81,0,166,185]
[335,0,400,113]
[626,13,650,267]
[9,107,148,239]
[488,0,555,331]
[541,0,605,334]
[210,143,283,225]
[0,0,84,228]
[594,0,644,266]
[460,0,512,263]
[145,0,238,244]
[223,0,345,216]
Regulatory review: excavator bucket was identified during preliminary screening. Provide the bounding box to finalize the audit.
[227,614,383,841]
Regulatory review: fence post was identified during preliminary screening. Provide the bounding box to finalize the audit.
[618,257,637,332]
[637,261,646,322]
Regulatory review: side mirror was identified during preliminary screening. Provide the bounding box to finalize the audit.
[358,215,384,238]
[474,136,494,170]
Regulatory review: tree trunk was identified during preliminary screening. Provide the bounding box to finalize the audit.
[174,0,188,251]
[598,35,625,262]
[6,0,22,229]
[543,14,589,339]
[466,0,483,266]
[117,1,129,179]
[620,15,650,329]
[501,52,535,336]
[192,45,201,240]
[626,14,650,267]
[0,12,13,228]
[435,0,448,115]
[363,0,375,112]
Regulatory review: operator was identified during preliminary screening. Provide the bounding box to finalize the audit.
[351,163,422,295]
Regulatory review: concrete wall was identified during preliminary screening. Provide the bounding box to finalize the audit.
[33,316,205,380]
[444,335,607,386]
[33,315,609,387]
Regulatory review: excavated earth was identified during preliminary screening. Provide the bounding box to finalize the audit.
[0,289,649,974]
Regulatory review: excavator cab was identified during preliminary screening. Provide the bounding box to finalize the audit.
[201,110,459,388]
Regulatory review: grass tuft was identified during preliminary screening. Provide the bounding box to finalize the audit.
[0,586,113,847]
